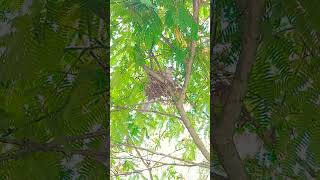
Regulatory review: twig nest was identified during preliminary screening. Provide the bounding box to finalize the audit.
[212,62,233,96]
[145,70,181,101]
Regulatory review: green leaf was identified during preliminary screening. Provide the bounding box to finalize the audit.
[165,9,175,27]
[140,0,152,7]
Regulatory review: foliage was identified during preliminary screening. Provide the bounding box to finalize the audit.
[0,0,108,179]
[111,0,210,179]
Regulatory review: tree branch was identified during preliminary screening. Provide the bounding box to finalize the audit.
[111,99,169,108]
[178,0,200,103]
[140,0,210,166]
[112,164,166,176]
[0,129,107,163]
[171,0,210,162]
[213,0,266,179]
[134,146,153,180]
[111,106,181,120]
[113,154,208,169]
[112,159,225,178]
[175,103,210,161]
[112,143,209,168]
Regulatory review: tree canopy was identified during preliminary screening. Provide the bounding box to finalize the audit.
[111,0,210,179]
[0,0,109,179]
[1,0,320,179]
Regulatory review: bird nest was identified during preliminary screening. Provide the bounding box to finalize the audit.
[212,62,233,96]
[145,70,181,101]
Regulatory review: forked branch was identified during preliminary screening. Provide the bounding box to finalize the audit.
[213,0,266,179]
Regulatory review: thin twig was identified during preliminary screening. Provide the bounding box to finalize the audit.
[111,106,181,120]
[112,143,209,168]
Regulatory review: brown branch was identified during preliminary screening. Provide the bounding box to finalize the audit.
[125,148,210,169]
[134,147,153,180]
[112,164,166,176]
[112,143,209,168]
[171,0,210,162]
[213,0,266,179]
[113,146,203,168]
[0,129,107,163]
[112,160,224,178]
[112,161,211,177]
[112,145,226,179]
[111,106,181,120]
[175,103,210,161]
[111,99,169,108]
[112,155,202,168]
[178,0,200,103]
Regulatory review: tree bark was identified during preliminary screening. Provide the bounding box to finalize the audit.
[175,103,210,161]
[213,0,266,179]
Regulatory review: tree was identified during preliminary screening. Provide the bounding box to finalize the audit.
[2,0,319,179]
[213,0,320,179]
[111,0,211,179]
[0,0,109,179]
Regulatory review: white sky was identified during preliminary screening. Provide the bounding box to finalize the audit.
[114,137,210,179]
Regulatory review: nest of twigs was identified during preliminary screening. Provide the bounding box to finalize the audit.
[145,71,181,101]
[212,62,234,96]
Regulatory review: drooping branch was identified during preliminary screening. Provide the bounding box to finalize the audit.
[112,143,209,168]
[0,129,107,163]
[213,0,266,179]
